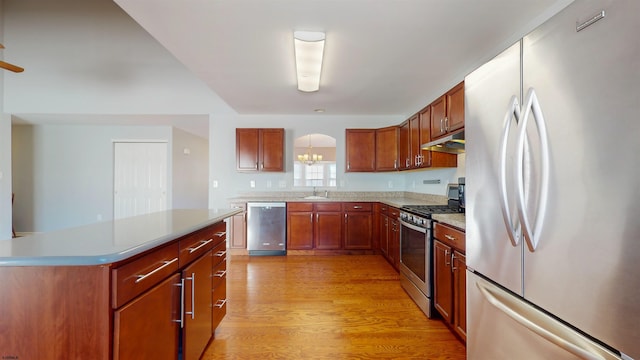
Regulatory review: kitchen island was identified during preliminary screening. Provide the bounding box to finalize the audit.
[0,208,240,360]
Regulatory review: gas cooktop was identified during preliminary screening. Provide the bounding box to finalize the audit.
[401,204,460,218]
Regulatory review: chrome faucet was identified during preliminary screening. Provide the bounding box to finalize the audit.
[313,187,317,197]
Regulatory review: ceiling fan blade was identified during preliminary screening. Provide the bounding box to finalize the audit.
[0,60,24,73]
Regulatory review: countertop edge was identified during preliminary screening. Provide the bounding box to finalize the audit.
[0,208,241,267]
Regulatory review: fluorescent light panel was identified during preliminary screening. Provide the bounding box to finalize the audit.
[294,31,325,92]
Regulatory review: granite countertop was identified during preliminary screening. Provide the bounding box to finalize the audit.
[229,191,466,230]
[0,208,241,267]
[432,213,466,230]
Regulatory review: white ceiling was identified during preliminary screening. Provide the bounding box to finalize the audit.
[113,0,574,117]
[6,0,574,138]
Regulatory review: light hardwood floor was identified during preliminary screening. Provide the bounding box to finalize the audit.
[202,255,466,360]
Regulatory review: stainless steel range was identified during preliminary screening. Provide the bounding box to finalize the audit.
[399,187,460,318]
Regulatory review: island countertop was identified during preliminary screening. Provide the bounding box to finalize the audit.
[0,208,241,267]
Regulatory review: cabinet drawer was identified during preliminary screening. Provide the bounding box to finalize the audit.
[434,223,465,252]
[208,221,227,247]
[112,242,180,308]
[342,202,373,212]
[212,258,227,289]
[212,240,227,267]
[288,202,313,212]
[211,221,227,246]
[315,202,341,212]
[212,280,227,330]
[179,229,216,268]
[388,207,400,218]
[379,203,389,216]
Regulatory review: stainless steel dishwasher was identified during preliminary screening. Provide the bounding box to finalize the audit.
[246,202,287,255]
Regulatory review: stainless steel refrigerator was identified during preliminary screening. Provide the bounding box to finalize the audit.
[465,0,639,358]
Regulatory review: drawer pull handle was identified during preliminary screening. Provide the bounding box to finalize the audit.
[214,231,226,238]
[215,250,227,258]
[135,257,178,283]
[444,234,456,242]
[353,206,363,209]
[214,299,227,308]
[214,270,227,278]
[188,239,213,254]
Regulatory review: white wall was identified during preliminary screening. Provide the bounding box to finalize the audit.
[0,112,10,239]
[0,2,12,240]
[12,124,174,232]
[172,127,209,209]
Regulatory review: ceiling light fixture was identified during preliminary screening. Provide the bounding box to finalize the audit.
[294,31,325,92]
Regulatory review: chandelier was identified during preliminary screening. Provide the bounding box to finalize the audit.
[298,134,323,165]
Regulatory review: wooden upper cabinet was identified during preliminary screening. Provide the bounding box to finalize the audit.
[398,120,410,170]
[236,128,284,172]
[418,106,432,168]
[345,129,376,172]
[431,81,465,141]
[375,126,399,171]
[236,128,260,171]
[260,128,285,171]
[430,94,447,140]
[409,114,421,168]
[446,81,465,134]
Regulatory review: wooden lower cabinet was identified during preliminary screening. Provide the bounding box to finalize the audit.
[113,273,181,360]
[378,206,390,258]
[315,211,343,249]
[212,240,228,331]
[229,202,247,250]
[388,208,400,271]
[287,203,315,250]
[343,202,373,250]
[433,222,466,343]
[288,202,375,252]
[182,250,213,360]
[434,240,454,321]
[452,250,467,341]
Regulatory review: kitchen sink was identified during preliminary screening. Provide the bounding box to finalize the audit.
[303,195,328,200]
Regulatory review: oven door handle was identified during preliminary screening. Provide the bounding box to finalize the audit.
[400,220,427,234]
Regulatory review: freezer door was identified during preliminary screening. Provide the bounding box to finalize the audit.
[521,0,640,357]
[465,41,523,295]
[467,272,621,360]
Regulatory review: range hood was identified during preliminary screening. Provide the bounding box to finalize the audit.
[421,130,465,154]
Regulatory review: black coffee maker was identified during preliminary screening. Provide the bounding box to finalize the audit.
[458,177,465,213]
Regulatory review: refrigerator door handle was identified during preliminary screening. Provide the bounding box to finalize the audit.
[499,95,522,247]
[516,88,550,252]
[475,277,621,360]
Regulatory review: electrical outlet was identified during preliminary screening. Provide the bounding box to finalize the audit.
[250,180,256,188]
[266,180,272,188]
[212,180,219,188]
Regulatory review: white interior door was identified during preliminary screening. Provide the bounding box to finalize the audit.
[114,142,168,219]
